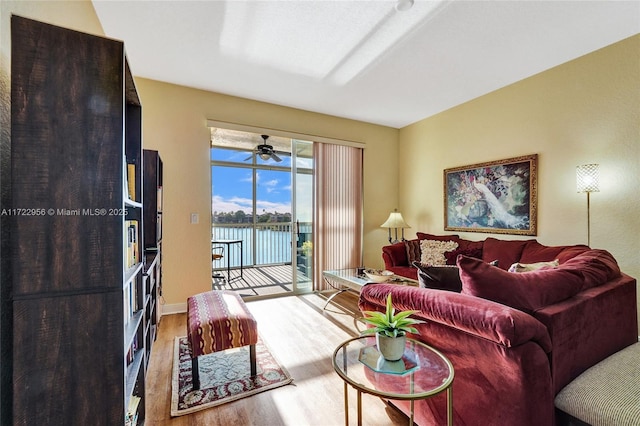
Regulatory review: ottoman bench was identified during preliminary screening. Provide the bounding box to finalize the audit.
[555,342,640,425]
[187,290,258,390]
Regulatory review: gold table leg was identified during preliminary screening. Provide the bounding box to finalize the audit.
[357,389,362,426]
[344,382,349,426]
[410,370,415,425]
[447,386,453,426]
[409,400,414,426]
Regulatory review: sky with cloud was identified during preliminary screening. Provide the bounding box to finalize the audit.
[212,166,312,221]
[211,142,313,222]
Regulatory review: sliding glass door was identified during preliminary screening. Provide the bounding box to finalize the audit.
[210,128,313,295]
[292,139,313,292]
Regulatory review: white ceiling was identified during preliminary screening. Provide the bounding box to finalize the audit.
[92,1,640,129]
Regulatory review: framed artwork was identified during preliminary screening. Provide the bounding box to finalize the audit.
[444,154,538,235]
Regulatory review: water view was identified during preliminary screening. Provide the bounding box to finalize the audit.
[212,223,312,268]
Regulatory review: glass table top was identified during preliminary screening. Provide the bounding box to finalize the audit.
[323,269,370,290]
[323,269,417,291]
[332,336,454,400]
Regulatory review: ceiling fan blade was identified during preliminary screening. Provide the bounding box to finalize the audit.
[244,154,253,161]
[271,152,282,162]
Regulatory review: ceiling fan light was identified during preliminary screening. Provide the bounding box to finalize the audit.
[259,153,271,161]
[395,0,414,12]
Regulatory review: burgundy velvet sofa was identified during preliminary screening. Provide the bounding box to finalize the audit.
[362,233,638,426]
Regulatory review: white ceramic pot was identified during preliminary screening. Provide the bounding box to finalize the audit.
[376,333,406,361]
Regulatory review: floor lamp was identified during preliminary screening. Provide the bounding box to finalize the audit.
[576,164,599,247]
[381,209,410,244]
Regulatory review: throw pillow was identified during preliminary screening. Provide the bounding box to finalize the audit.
[416,232,460,242]
[404,240,422,267]
[508,259,559,273]
[457,255,583,313]
[518,241,569,263]
[560,249,620,290]
[481,237,535,270]
[444,247,483,265]
[413,261,461,292]
[420,239,459,266]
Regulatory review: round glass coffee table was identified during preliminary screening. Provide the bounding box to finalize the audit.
[332,336,454,426]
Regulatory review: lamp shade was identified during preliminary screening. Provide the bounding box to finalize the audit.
[381,210,410,229]
[576,164,600,193]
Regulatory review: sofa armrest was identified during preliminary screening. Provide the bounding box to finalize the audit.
[359,283,552,352]
[534,273,638,395]
[381,242,408,268]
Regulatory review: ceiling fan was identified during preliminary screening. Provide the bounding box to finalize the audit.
[245,135,282,162]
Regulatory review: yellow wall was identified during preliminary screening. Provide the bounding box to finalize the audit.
[399,35,640,328]
[135,79,398,311]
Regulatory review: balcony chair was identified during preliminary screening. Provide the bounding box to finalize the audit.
[212,246,225,284]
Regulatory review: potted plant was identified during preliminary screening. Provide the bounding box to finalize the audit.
[360,293,424,361]
[301,240,312,257]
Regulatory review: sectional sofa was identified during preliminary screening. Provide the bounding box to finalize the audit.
[360,233,638,425]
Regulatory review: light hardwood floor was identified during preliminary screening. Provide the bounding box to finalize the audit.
[145,292,408,425]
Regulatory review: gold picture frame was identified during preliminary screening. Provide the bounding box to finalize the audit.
[444,154,538,235]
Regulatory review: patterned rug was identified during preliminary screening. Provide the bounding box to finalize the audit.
[171,335,293,416]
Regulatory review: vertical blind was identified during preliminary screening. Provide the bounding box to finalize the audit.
[312,143,364,291]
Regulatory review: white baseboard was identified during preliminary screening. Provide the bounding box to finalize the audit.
[161,302,187,316]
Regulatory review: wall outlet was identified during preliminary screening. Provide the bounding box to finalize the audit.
[190,213,199,224]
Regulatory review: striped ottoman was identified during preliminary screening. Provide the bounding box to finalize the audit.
[555,342,640,426]
[187,290,258,390]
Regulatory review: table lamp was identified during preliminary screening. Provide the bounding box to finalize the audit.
[381,209,410,244]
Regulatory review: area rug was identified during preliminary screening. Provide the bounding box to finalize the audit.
[171,335,293,416]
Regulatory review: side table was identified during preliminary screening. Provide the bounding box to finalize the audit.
[332,335,454,426]
[211,239,243,283]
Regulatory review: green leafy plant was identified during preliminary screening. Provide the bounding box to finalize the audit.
[360,293,424,338]
[301,240,312,256]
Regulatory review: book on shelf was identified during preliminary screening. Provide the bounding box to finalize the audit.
[126,161,136,201]
[125,220,139,269]
[125,335,139,366]
[124,279,139,323]
[157,186,163,211]
[125,394,141,426]
[156,213,162,241]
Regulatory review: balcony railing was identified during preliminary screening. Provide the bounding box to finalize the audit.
[212,222,312,270]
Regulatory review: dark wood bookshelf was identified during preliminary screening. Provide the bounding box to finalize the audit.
[143,150,163,250]
[143,150,163,357]
[7,16,151,426]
